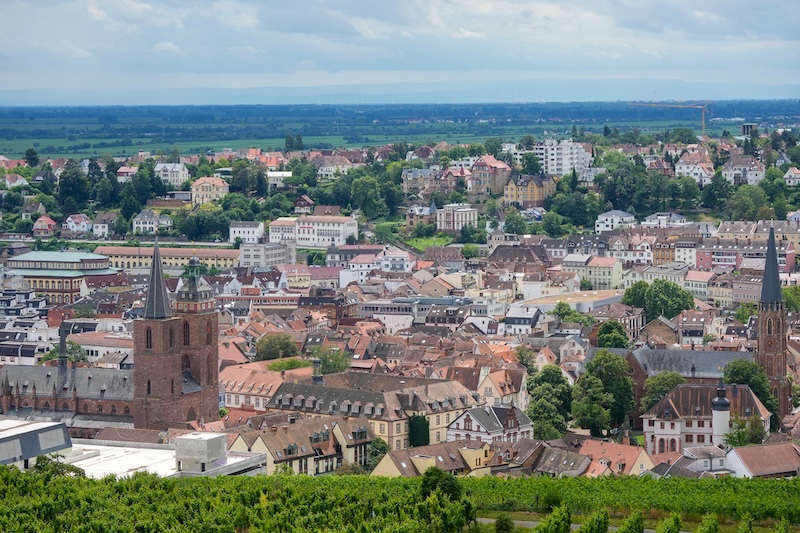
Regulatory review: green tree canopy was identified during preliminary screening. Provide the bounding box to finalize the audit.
[641,371,686,411]
[503,207,528,234]
[622,280,648,309]
[409,414,430,447]
[585,350,634,427]
[572,374,613,437]
[311,346,350,375]
[642,279,694,321]
[724,415,767,447]
[255,334,299,361]
[597,320,628,348]
[723,359,780,430]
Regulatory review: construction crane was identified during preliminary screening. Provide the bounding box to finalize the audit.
[629,102,710,136]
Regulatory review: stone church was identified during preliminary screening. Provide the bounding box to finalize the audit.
[0,244,220,435]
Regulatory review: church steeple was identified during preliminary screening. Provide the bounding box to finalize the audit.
[143,240,171,319]
[760,226,782,309]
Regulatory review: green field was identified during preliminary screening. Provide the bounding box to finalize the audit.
[403,235,455,251]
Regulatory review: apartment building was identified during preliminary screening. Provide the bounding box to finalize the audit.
[436,203,478,233]
[154,163,189,187]
[239,242,296,268]
[229,221,264,244]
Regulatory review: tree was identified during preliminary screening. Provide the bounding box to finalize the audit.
[782,286,800,312]
[366,437,389,472]
[738,516,753,533]
[597,320,628,348]
[311,346,350,374]
[542,211,568,237]
[528,365,572,421]
[623,279,648,309]
[503,207,527,234]
[419,467,461,501]
[409,414,430,447]
[643,279,694,321]
[58,159,89,211]
[723,359,780,430]
[495,513,514,533]
[640,371,686,411]
[724,415,767,447]
[24,147,39,167]
[526,396,566,440]
[585,350,634,427]
[522,153,541,175]
[350,175,388,219]
[120,186,141,220]
[696,514,718,533]
[735,303,758,323]
[577,509,609,533]
[726,185,768,221]
[656,514,682,533]
[572,374,613,437]
[255,334,298,360]
[515,345,537,374]
[580,278,593,291]
[484,138,502,157]
[41,341,87,363]
[617,511,644,533]
[461,244,479,259]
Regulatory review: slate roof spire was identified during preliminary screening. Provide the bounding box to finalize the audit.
[760,226,782,308]
[143,239,171,319]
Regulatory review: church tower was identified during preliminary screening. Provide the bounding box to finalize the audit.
[133,246,219,429]
[757,227,791,417]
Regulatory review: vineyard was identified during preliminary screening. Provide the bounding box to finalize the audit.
[1,464,800,532]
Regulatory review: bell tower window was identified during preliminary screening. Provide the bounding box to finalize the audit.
[183,321,190,345]
[145,328,152,350]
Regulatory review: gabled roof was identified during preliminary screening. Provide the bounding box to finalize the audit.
[732,443,800,477]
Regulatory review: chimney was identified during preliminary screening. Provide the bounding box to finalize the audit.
[281,425,288,433]
[270,425,278,433]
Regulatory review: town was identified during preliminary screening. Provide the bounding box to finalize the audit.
[0,116,798,493]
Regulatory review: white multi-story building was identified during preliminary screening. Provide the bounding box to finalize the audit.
[595,210,634,234]
[784,167,800,187]
[132,209,172,235]
[505,139,592,176]
[642,383,769,456]
[721,156,765,186]
[447,406,533,444]
[675,151,714,186]
[377,246,415,273]
[154,163,189,187]
[239,242,296,268]
[269,215,358,249]
[267,170,292,191]
[641,212,688,228]
[229,221,264,244]
[436,203,478,233]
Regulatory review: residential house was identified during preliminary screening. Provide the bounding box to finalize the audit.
[595,210,635,234]
[783,167,800,187]
[62,214,92,234]
[468,155,511,201]
[406,202,437,229]
[311,155,354,180]
[447,405,533,444]
[229,221,264,244]
[683,270,715,300]
[726,443,800,478]
[191,176,229,205]
[476,369,528,411]
[294,195,315,214]
[588,302,645,339]
[641,212,688,228]
[32,215,57,237]
[721,156,765,186]
[503,174,556,208]
[92,212,118,239]
[436,203,478,234]
[371,440,492,477]
[116,165,137,183]
[132,209,172,235]
[579,439,654,477]
[675,150,714,186]
[4,173,28,189]
[21,201,46,221]
[154,162,189,187]
[561,254,622,290]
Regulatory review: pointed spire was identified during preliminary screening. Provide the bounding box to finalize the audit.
[760,226,782,308]
[143,239,171,319]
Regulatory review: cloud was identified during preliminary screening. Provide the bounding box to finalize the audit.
[152,41,184,56]
[213,0,259,29]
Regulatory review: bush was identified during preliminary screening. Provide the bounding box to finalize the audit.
[578,510,609,533]
[537,505,571,533]
[495,513,514,533]
[697,514,718,533]
[617,511,644,533]
[420,467,461,501]
[656,513,682,533]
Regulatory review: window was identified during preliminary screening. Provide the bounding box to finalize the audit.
[670,422,675,430]
[686,435,693,443]
[147,380,151,395]
[183,321,190,345]
[145,327,152,349]
[169,328,174,347]
[686,420,692,428]
[648,420,654,427]
[660,422,664,429]
[697,421,705,428]
[697,435,705,443]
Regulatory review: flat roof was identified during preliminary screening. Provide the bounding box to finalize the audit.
[521,290,623,305]
[0,420,64,440]
[10,251,108,262]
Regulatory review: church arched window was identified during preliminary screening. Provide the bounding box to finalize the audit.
[145,327,152,349]
[206,320,212,345]
[169,328,174,347]
[183,321,190,345]
[767,319,773,335]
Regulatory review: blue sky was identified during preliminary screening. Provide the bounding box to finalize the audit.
[0,0,797,104]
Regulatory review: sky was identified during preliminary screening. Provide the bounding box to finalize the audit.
[0,0,798,105]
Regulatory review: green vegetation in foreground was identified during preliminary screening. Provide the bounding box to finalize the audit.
[266,359,312,372]
[2,465,800,532]
[403,235,454,251]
